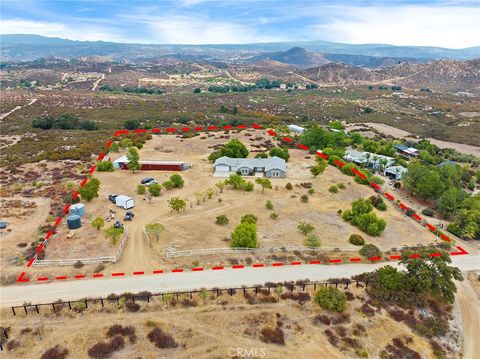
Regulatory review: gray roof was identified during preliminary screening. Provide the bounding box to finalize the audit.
[214,156,286,172]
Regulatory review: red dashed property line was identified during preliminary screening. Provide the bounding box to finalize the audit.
[17,124,469,284]
[18,246,469,283]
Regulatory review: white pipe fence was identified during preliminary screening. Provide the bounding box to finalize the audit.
[33,229,128,267]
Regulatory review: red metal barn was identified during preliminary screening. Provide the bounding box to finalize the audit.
[117,159,187,171]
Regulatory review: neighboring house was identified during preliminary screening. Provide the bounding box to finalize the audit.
[112,155,189,171]
[213,156,286,178]
[344,149,395,171]
[395,144,419,158]
[384,166,408,180]
[287,124,306,134]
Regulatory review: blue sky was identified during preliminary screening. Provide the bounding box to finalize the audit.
[1,0,479,48]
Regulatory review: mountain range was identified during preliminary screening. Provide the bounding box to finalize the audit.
[1,34,479,65]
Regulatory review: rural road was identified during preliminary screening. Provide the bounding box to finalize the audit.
[1,254,479,307]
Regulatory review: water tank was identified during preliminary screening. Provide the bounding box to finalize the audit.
[69,203,85,217]
[67,215,81,230]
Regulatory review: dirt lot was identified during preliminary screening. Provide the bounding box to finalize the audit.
[0,284,441,358]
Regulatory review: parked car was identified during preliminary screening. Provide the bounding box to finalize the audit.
[124,211,135,221]
[108,194,118,204]
[144,179,158,186]
[113,220,123,229]
[141,177,155,184]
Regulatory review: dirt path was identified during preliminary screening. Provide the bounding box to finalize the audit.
[224,70,254,85]
[0,98,37,120]
[353,122,480,157]
[456,274,480,359]
[91,73,105,91]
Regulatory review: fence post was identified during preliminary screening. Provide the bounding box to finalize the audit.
[52,303,55,312]
[24,306,28,315]
[11,307,16,316]
[356,281,359,287]
[314,283,317,291]
[101,298,104,307]
[3,328,8,339]
[36,305,40,314]
[345,282,349,289]
[147,296,150,303]
[68,302,71,310]
[335,282,338,288]
[255,287,258,296]
[365,281,369,287]
[132,297,135,304]
[84,300,88,308]
[302,284,306,291]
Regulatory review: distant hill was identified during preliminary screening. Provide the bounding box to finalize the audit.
[298,58,480,92]
[1,34,479,63]
[247,47,330,68]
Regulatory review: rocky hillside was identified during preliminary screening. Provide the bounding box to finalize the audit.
[297,59,480,92]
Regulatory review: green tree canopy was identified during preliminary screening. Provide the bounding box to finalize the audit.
[255,178,272,194]
[220,139,249,158]
[314,287,347,312]
[79,177,100,202]
[231,223,258,248]
[127,147,141,173]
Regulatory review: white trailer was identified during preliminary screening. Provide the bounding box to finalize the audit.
[115,195,134,209]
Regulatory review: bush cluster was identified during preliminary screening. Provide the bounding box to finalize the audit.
[349,234,365,246]
[342,198,386,236]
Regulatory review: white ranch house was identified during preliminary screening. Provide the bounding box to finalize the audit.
[213,156,286,178]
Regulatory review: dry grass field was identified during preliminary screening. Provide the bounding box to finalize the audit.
[0,284,450,359]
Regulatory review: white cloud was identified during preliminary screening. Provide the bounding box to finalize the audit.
[138,15,281,44]
[0,19,129,42]
[311,6,480,48]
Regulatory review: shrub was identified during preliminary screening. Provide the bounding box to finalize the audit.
[147,328,179,349]
[338,183,346,190]
[314,287,347,312]
[359,244,381,259]
[259,326,285,345]
[231,223,257,248]
[215,215,229,225]
[300,194,309,203]
[73,260,84,269]
[285,183,293,190]
[329,185,339,193]
[360,303,375,316]
[91,217,105,231]
[148,183,162,196]
[137,184,146,194]
[297,222,315,235]
[305,234,320,248]
[308,188,315,195]
[125,301,140,312]
[88,335,125,358]
[41,345,68,359]
[370,195,387,211]
[162,180,174,190]
[73,302,87,313]
[349,234,365,246]
[270,212,278,220]
[170,174,184,188]
[421,208,435,217]
[265,200,274,210]
[96,161,114,172]
[241,213,258,224]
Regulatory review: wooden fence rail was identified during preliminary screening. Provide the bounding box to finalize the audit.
[33,229,128,267]
[10,279,370,316]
